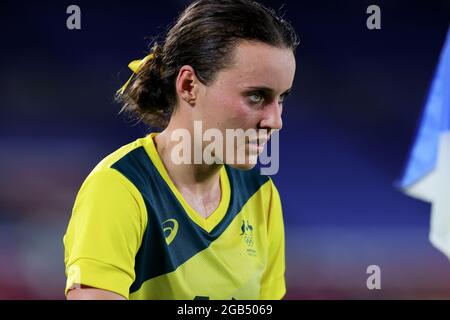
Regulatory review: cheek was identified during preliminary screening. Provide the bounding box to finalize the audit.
[219,97,256,127]
[202,88,258,129]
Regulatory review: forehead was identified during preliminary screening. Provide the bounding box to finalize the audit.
[215,40,296,92]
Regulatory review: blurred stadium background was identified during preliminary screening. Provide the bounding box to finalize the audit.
[0,0,449,299]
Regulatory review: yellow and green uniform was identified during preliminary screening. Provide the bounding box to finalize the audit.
[63,133,285,300]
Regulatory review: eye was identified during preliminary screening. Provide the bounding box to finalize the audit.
[248,93,263,104]
[278,93,289,105]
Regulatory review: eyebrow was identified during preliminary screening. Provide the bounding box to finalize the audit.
[245,86,292,96]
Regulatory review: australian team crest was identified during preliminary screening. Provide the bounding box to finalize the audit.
[240,220,257,257]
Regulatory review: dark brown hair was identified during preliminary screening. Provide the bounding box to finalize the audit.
[116,0,299,129]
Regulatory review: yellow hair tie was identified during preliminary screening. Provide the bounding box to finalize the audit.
[117,53,155,95]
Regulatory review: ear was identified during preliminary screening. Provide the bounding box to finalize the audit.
[175,65,200,107]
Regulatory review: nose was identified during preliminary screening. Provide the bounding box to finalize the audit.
[258,100,283,132]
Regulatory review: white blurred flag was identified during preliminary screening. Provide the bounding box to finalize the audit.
[399,27,450,259]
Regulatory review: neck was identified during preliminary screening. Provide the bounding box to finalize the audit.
[153,126,223,199]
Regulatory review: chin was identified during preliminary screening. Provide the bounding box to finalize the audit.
[221,145,260,170]
[226,162,257,171]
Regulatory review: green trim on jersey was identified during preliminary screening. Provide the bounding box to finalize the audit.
[64,133,285,299]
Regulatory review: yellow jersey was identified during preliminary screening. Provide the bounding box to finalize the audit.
[63,133,285,299]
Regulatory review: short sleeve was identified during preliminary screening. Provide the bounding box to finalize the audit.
[63,168,147,299]
[260,180,286,299]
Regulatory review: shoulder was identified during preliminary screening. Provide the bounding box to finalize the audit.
[81,136,155,191]
[91,137,148,173]
[74,137,152,211]
[70,138,149,239]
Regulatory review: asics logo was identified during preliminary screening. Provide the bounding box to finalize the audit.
[162,219,179,245]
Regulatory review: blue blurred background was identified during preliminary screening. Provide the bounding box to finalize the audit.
[0,0,449,299]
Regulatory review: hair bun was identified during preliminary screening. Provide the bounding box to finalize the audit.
[117,43,172,129]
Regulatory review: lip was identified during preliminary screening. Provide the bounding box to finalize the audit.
[248,138,269,145]
[247,135,270,154]
[248,142,265,153]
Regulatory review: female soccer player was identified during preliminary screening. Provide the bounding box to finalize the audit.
[64,0,298,300]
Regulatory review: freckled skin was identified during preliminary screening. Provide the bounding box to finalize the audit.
[194,41,296,169]
[67,41,296,300]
